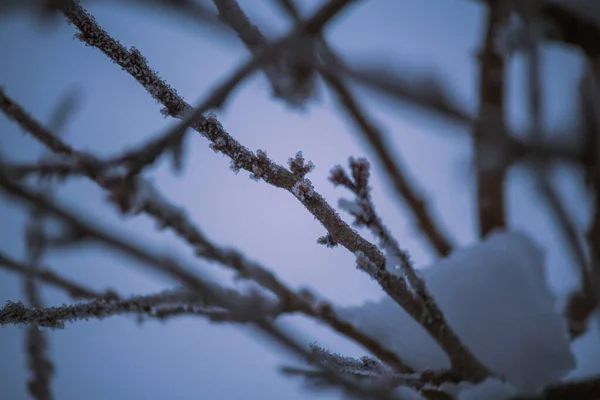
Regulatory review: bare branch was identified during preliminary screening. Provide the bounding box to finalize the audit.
[0,252,113,300]
[474,1,510,237]
[510,374,600,400]
[212,0,317,107]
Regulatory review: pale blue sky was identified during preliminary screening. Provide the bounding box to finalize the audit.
[0,1,597,399]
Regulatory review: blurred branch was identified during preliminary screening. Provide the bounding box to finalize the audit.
[511,374,600,400]
[473,0,510,238]
[18,93,81,400]
[6,0,488,381]
[321,68,454,257]
[539,1,600,59]
[539,170,595,338]
[277,0,454,257]
[0,252,115,300]
[0,0,227,33]
[0,91,413,375]
[581,59,600,336]
[0,170,398,400]
[212,0,318,107]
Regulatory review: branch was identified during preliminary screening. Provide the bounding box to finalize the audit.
[0,92,414,375]
[331,158,490,381]
[321,67,454,257]
[511,374,600,400]
[0,289,234,328]
[473,1,510,237]
[212,0,317,107]
[274,0,454,257]
[0,171,399,400]
[48,0,388,268]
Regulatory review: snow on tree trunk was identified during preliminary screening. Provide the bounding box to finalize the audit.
[337,231,575,395]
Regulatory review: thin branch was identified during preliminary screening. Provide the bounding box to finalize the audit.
[0,171,399,400]
[331,158,490,381]
[0,252,113,300]
[321,67,454,257]
[212,0,317,107]
[273,0,454,257]
[0,93,412,375]
[0,289,232,328]
[49,1,388,269]
[511,374,600,400]
[474,1,510,237]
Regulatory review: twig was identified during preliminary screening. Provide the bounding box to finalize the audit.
[0,93,412,374]
[331,158,490,381]
[0,171,399,400]
[0,251,114,300]
[212,0,317,107]
[273,0,454,257]
[473,1,510,237]
[49,1,388,269]
[0,289,235,328]
[510,374,600,400]
[321,68,454,257]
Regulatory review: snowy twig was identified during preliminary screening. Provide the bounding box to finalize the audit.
[321,67,454,257]
[274,0,454,257]
[53,0,388,270]
[0,92,412,375]
[284,345,463,391]
[331,158,490,381]
[0,171,400,400]
[0,288,240,328]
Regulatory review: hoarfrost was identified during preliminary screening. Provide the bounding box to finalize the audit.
[338,231,575,396]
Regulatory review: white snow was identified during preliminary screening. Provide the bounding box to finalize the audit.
[457,378,517,400]
[337,231,575,396]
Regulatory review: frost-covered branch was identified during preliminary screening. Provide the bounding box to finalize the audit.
[284,346,463,392]
[321,67,454,257]
[331,158,490,381]
[0,289,242,328]
[50,0,388,269]
[0,90,413,375]
[0,171,399,400]
[274,0,454,257]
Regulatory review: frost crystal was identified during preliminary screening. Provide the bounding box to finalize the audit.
[291,179,315,201]
[249,164,266,181]
[287,150,315,178]
[209,136,227,153]
[256,149,268,159]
